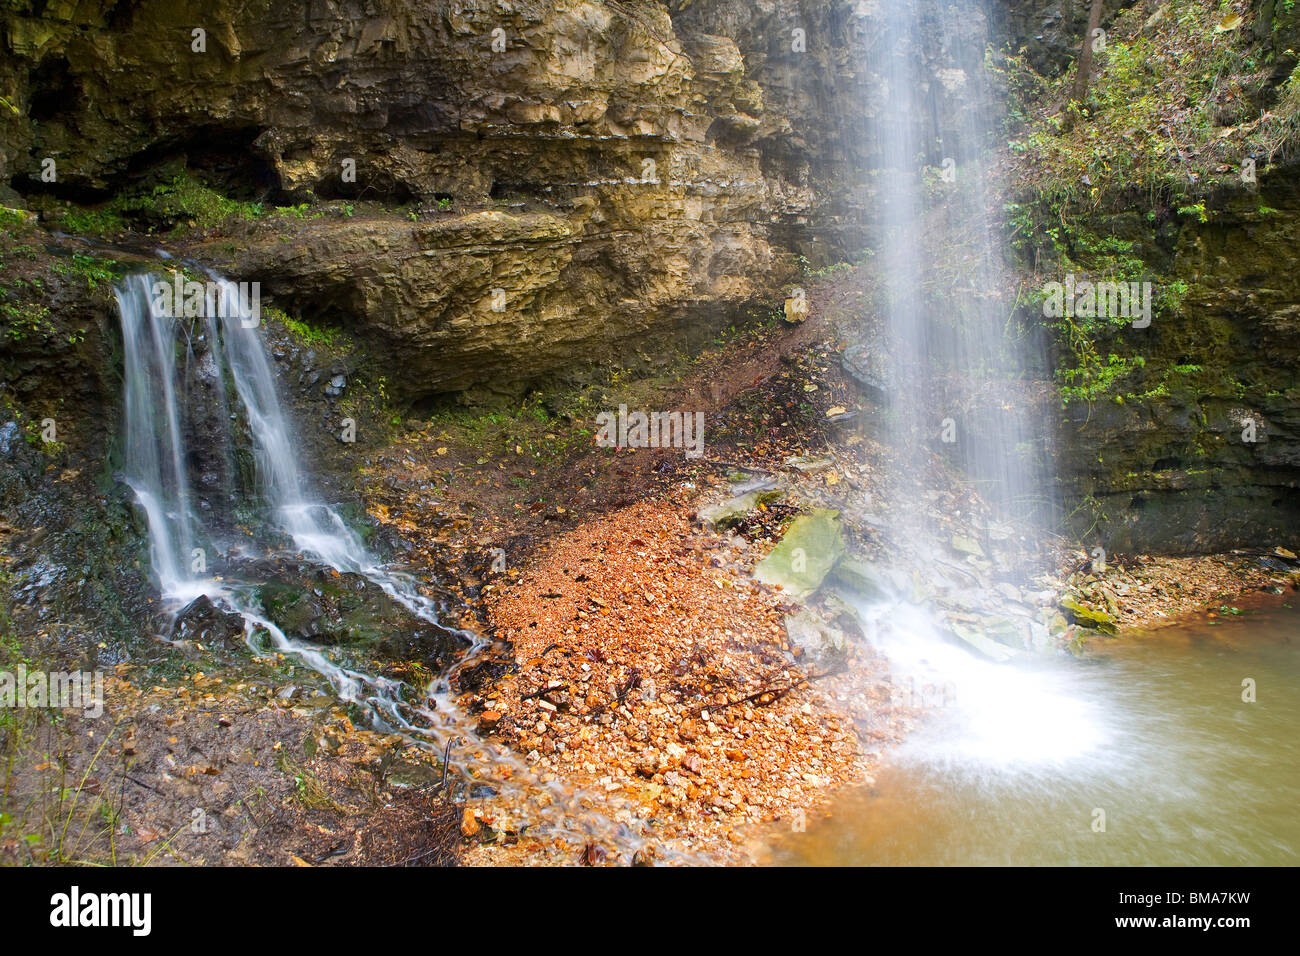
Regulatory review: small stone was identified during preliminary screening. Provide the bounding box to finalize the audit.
[460,808,480,837]
[632,845,657,866]
[0,421,20,458]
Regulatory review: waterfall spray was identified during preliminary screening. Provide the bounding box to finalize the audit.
[864,0,1055,537]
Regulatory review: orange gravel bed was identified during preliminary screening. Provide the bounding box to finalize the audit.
[472,496,879,843]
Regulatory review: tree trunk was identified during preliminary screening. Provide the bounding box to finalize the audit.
[1071,0,1106,105]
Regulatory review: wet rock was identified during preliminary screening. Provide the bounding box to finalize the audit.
[172,594,246,649]
[783,296,810,323]
[946,620,1019,662]
[460,808,480,838]
[256,568,470,668]
[825,408,860,429]
[697,488,782,531]
[781,454,834,475]
[728,474,779,496]
[981,614,1027,649]
[784,609,849,670]
[994,581,1024,604]
[387,759,441,789]
[631,844,657,867]
[1257,556,1293,572]
[754,509,846,599]
[841,343,891,403]
[0,421,20,457]
[829,555,897,601]
[258,583,326,639]
[950,534,985,558]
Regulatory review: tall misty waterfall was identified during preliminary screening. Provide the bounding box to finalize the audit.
[832,1,1080,769]
[865,0,1054,535]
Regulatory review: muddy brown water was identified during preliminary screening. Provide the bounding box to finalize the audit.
[773,601,1300,865]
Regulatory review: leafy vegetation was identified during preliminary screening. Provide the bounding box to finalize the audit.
[61,173,266,236]
[53,172,358,239]
[998,0,1300,206]
[265,305,342,348]
[52,252,124,293]
[993,2,1300,407]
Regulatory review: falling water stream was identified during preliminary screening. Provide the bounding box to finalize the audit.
[115,269,657,854]
[118,271,475,718]
[868,0,1054,529]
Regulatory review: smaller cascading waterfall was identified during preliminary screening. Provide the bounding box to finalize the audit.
[117,271,453,712]
[116,268,662,855]
[206,273,370,574]
[118,278,202,598]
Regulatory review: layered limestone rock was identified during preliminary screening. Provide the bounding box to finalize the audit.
[1,1,1010,400]
[0,0,894,397]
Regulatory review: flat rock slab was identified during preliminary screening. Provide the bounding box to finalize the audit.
[784,609,849,670]
[754,508,845,599]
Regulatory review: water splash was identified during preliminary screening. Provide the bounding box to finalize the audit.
[854,596,1108,770]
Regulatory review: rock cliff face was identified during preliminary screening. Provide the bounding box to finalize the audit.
[1001,0,1300,552]
[1,0,886,399]
[0,0,1009,400]
[1052,171,1300,553]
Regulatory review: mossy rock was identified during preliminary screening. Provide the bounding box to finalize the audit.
[698,488,783,530]
[1060,596,1119,635]
[754,509,845,599]
[256,569,468,669]
[946,620,1020,662]
[829,554,896,601]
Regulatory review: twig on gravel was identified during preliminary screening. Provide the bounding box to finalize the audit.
[689,664,845,717]
[438,735,458,792]
[701,459,776,475]
[522,683,568,701]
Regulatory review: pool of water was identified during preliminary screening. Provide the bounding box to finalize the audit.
[772,600,1300,865]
